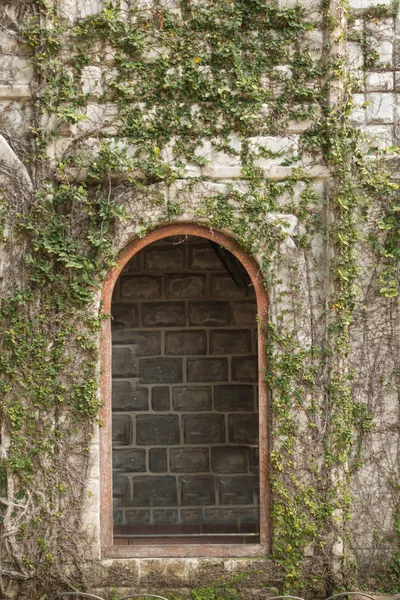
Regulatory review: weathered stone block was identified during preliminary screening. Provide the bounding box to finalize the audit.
[214,385,254,412]
[121,275,162,300]
[218,476,258,505]
[139,357,183,383]
[125,509,151,524]
[210,329,252,355]
[366,72,394,92]
[183,414,225,444]
[229,414,259,444]
[149,448,168,472]
[113,449,146,472]
[113,475,129,507]
[142,302,185,327]
[180,475,215,505]
[136,415,180,445]
[166,274,206,299]
[189,245,223,270]
[112,347,138,378]
[152,387,170,411]
[187,358,228,382]
[153,509,178,524]
[232,356,258,382]
[112,381,148,411]
[172,386,212,411]
[211,447,249,474]
[131,476,177,507]
[112,305,138,328]
[232,301,257,326]
[165,330,207,355]
[210,274,248,299]
[170,448,209,472]
[112,331,161,355]
[366,92,394,124]
[144,245,185,270]
[188,301,231,326]
[112,415,132,446]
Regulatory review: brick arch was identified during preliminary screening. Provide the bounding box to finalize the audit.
[100,223,270,558]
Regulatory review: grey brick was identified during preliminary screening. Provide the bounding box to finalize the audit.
[210,329,252,355]
[170,448,209,473]
[152,387,170,411]
[187,358,228,382]
[232,356,258,382]
[229,414,259,444]
[112,381,148,411]
[232,301,257,326]
[112,331,161,355]
[113,449,146,472]
[214,384,254,411]
[142,302,185,327]
[188,302,231,326]
[112,347,138,378]
[132,476,177,507]
[121,275,162,300]
[189,245,224,270]
[153,509,178,524]
[149,448,168,472]
[166,274,206,299]
[112,305,138,329]
[136,414,180,445]
[144,245,185,270]
[125,509,151,524]
[183,414,225,444]
[218,476,258,505]
[112,415,132,446]
[165,330,207,355]
[180,476,215,505]
[211,447,249,473]
[172,386,212,411]
[139,357,183,383]
[210,274,249,299]
[113,475,129,507]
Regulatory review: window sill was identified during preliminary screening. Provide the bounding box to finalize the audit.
[103,543,268,558]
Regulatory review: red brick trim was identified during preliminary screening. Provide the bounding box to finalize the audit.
[100,223,270,558]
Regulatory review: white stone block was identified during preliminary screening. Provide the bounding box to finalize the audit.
[0,55,33,85]
[77,0,103,18]
[351,93,366,125]
[366,92,394,123]
[348,42,364,71]
[378,40,393,65]
[349,0,391,8]
[366,72,394,91]
[364,124,394,149]
[81,66,103,97]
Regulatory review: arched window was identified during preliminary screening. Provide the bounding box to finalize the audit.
[100,225,269,557]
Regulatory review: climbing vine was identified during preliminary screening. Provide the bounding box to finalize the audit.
[0,0,399,598]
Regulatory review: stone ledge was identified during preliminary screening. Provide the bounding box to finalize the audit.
[0,84,31,99]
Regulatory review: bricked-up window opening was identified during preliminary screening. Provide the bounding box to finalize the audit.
[111,235,260,545]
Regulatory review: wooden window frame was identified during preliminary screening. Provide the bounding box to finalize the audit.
[100,223,270,558]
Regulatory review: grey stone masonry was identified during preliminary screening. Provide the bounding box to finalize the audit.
[112,236,259,534]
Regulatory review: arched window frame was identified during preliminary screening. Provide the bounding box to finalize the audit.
[100,223,270,558]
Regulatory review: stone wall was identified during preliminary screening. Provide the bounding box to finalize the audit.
[111,235,260,539]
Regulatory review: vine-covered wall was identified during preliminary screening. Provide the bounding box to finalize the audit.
[0,0,399,598]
